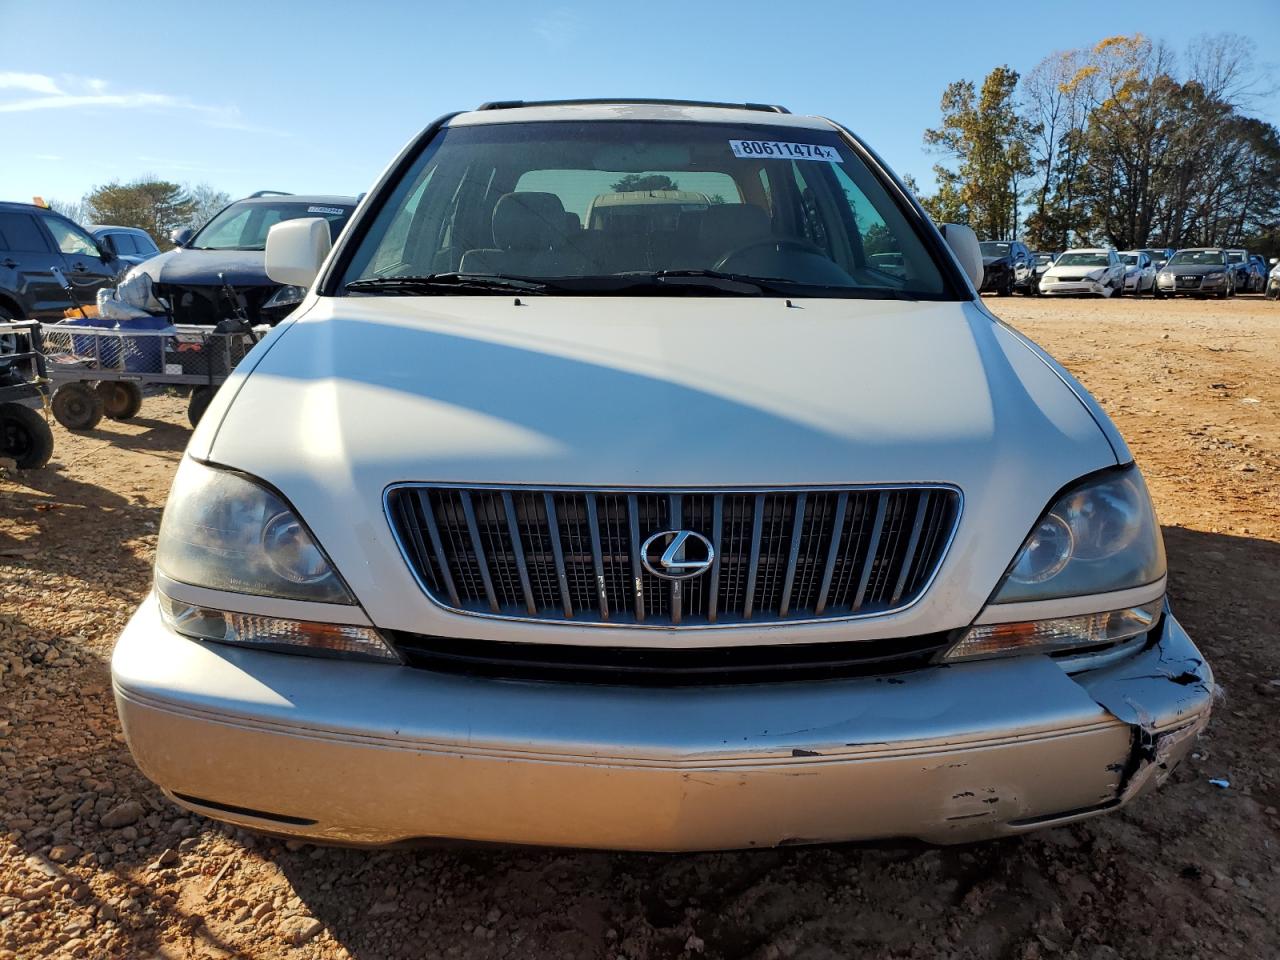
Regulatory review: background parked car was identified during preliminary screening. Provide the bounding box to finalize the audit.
[1225,249,1251,291]
[1154,248,1235,298]
[1267,258,1279,300]
[0,200,128,324]
[1028,251,1058,294]
[1038,248,1126,297]
[1136,247,1174,269]
[977,240,1034,296]
[129,192,356,325]
[1119,251,1157,295]
[89,225,160,267]
[1246,254,1268,293]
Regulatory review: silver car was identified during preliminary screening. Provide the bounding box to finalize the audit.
[1155,248,1235,298]
[112,99,1213,851]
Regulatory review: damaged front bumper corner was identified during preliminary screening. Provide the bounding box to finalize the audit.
[1074,609,1214,805]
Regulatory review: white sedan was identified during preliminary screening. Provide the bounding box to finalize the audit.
[1039,248,1127,297]
[1119,251,1157,295]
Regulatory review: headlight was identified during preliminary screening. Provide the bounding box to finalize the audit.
[263,284,306,310]
[993,466,1165,604]
[944,467,1166,664]
[1205,272,1224,281]
[157,458,351,603]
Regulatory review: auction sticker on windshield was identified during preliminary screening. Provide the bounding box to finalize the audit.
[729,140,840,162]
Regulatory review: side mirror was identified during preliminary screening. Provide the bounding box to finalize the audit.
[1271,257,1278,265]
[938,223,983,289]
[265,217,332,288]
[170,227,194,247]
[98,234,116,258]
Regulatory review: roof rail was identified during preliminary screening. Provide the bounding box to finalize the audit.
[476,98,790,114]
[248,190,293,198]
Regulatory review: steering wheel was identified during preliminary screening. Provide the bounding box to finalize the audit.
[714,237,827,272]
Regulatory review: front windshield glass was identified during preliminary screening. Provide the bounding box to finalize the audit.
[342,120,951,298]
[1056,252,1108,267]
[1035,254,1054,265]
[192,201,352,251]
[979,242,1011,257]
[1226,251,1244,263]
[1120,254,1138,265]
[1168,250,1225,266]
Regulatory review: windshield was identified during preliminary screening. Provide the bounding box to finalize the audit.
[1120,254,1138,265]
[1035,254,1054,265]
[192,200,352,251]
[1056,252,1108,267]
[979,242,1011,257]
[1226,251,1244,263]
[1169,250,1225,266]
[341,120,952,298]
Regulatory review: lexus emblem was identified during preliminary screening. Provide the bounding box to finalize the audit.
[640,530,715,581]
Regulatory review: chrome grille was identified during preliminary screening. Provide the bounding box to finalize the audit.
[387,486,960,628]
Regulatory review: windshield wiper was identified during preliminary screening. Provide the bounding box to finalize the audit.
[346,273,553,295]
[651,270,912,299]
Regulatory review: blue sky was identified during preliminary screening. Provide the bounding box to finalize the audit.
[3,0,1278,210]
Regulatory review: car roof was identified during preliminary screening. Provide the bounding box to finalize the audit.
[87,224,149,234]
[1062,247,1110,253]
[447,100,833,132]
[234,194,356,205]
[0,200,64,214]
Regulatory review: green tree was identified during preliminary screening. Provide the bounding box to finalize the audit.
[610,173,679,193]
[84,178,196,241]
[923,66,1033,239]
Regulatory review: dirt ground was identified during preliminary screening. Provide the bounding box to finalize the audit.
[1,294,1278,960]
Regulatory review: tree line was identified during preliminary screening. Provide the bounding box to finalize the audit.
[916,33,1280,256]
[50,179,231,243]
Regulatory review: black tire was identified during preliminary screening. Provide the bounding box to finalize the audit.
[997,275,1013,296]
[0,402,54,469]
[1114,280,1126,297]
[97,381,144,421]
[51,382,105,431]
[1153,290,1167,299]
[188,386,215,428]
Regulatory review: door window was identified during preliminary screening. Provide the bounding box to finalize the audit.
[39,214,99,256]
[0,213,53,252]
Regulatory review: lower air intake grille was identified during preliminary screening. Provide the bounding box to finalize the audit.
[386,486,960,628]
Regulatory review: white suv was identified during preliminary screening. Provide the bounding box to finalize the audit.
[112,99,1212,851]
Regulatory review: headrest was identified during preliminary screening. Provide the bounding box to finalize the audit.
[492,192,567,251]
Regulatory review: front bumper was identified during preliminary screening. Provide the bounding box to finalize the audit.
[1041,279,1106,296]
[112,595,1213,851]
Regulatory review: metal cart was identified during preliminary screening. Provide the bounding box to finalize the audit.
[0,319,54,469]
[41,320,266,430]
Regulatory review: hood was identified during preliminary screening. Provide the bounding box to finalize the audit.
[981,255,1011,267]
[198,296,1122,641]
[132,247,272,287]
[1047,265,1103,277]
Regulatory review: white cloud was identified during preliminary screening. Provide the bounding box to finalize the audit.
[0,72,63,95]
[0,73,285,136]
